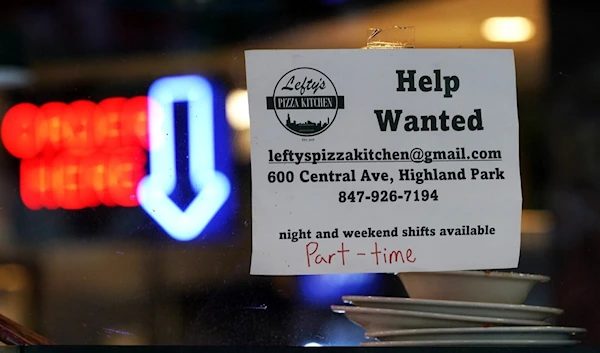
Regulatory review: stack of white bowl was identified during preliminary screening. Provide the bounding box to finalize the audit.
[331,271,586,347]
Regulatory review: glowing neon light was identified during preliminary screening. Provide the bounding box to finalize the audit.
[1,76,233,240]
[0,98,149,158]
[0,98,149,209]
[137,75,232,241]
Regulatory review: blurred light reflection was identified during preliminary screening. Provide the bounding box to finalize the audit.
[481,16,536,43]
[300,273,379,304]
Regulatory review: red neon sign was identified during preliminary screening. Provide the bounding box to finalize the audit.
[1,97,151,210]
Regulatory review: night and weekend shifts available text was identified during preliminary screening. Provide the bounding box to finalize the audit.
[245,49,522,275]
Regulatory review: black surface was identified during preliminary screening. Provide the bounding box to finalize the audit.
[0,0,406,60]
[11,346,600,353]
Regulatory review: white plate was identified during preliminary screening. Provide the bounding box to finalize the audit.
[360,340,579,347]
[365,326,586,341]
[343,295,563,321]
[331,305,547,331]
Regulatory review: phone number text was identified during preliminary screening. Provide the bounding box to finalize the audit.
[339,190,439,203]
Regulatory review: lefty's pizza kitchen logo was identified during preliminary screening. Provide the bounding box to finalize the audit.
[266,67,345,137]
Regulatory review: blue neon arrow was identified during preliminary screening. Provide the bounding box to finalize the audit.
[137,75,231,241]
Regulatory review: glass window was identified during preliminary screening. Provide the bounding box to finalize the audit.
[0,0,596,348]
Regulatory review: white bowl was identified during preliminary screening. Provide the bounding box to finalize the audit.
[397,271,550,304]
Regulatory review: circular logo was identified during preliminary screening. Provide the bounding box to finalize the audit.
[266,67,344,137]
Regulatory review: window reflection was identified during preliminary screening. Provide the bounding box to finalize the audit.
[0,0,596,347]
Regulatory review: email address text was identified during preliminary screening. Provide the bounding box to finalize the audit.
[268,147,501,165]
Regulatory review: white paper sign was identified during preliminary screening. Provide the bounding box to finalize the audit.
[245,49,521,275]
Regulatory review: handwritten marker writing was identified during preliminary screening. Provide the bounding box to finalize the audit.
[305,241,415,268]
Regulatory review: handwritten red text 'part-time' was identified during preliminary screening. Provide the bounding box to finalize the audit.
[305,241,416,268]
